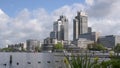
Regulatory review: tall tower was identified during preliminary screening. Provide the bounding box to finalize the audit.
[73,11,88,40]
[51,15,69,41]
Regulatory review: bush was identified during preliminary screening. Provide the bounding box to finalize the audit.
[64,53,120,68]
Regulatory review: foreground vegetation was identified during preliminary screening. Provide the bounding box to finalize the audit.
[64,53,120,68]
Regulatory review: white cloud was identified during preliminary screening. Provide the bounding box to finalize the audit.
[85,0,94,5]
[0,0,120,47]
[0,9,10,29]
[0,9,4,14]
[87,0,117,18]
[88,0,120,36]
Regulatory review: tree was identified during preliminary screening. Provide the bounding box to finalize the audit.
[54,42,63,50]
[87,43,106,51]
[114,43,120,56]
[1,47,15,52]
[97,44,106,51]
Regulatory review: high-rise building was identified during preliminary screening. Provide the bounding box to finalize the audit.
[73,11,88,40]
[51,15,69,41]
[50,31,56,39]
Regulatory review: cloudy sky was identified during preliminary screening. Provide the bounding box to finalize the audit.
[0,0,120,47]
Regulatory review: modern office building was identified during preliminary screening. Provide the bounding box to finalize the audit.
[51,15,69,41]
[50,31,56,39]
[73,11,88,41]
[98,35,120,48]
[79,32,100,42]
[26,39,40,52]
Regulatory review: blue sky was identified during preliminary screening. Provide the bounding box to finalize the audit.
[0,0,85,16]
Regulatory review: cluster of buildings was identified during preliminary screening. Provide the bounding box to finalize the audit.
[7,39,41,52]
[7,11,120,52]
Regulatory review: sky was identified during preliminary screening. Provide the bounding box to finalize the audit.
[0,0,84,16]
[0,0,120,47]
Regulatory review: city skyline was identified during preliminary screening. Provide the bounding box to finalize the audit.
[0,0,120,47]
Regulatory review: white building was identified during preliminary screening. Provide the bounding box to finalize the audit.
[26,39,40,52]
[75,38,94,49]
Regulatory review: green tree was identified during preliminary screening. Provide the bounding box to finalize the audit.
[1,47,14,52]
[87,43,106,51]
[54,42,63,50]
[114,43,120,56]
